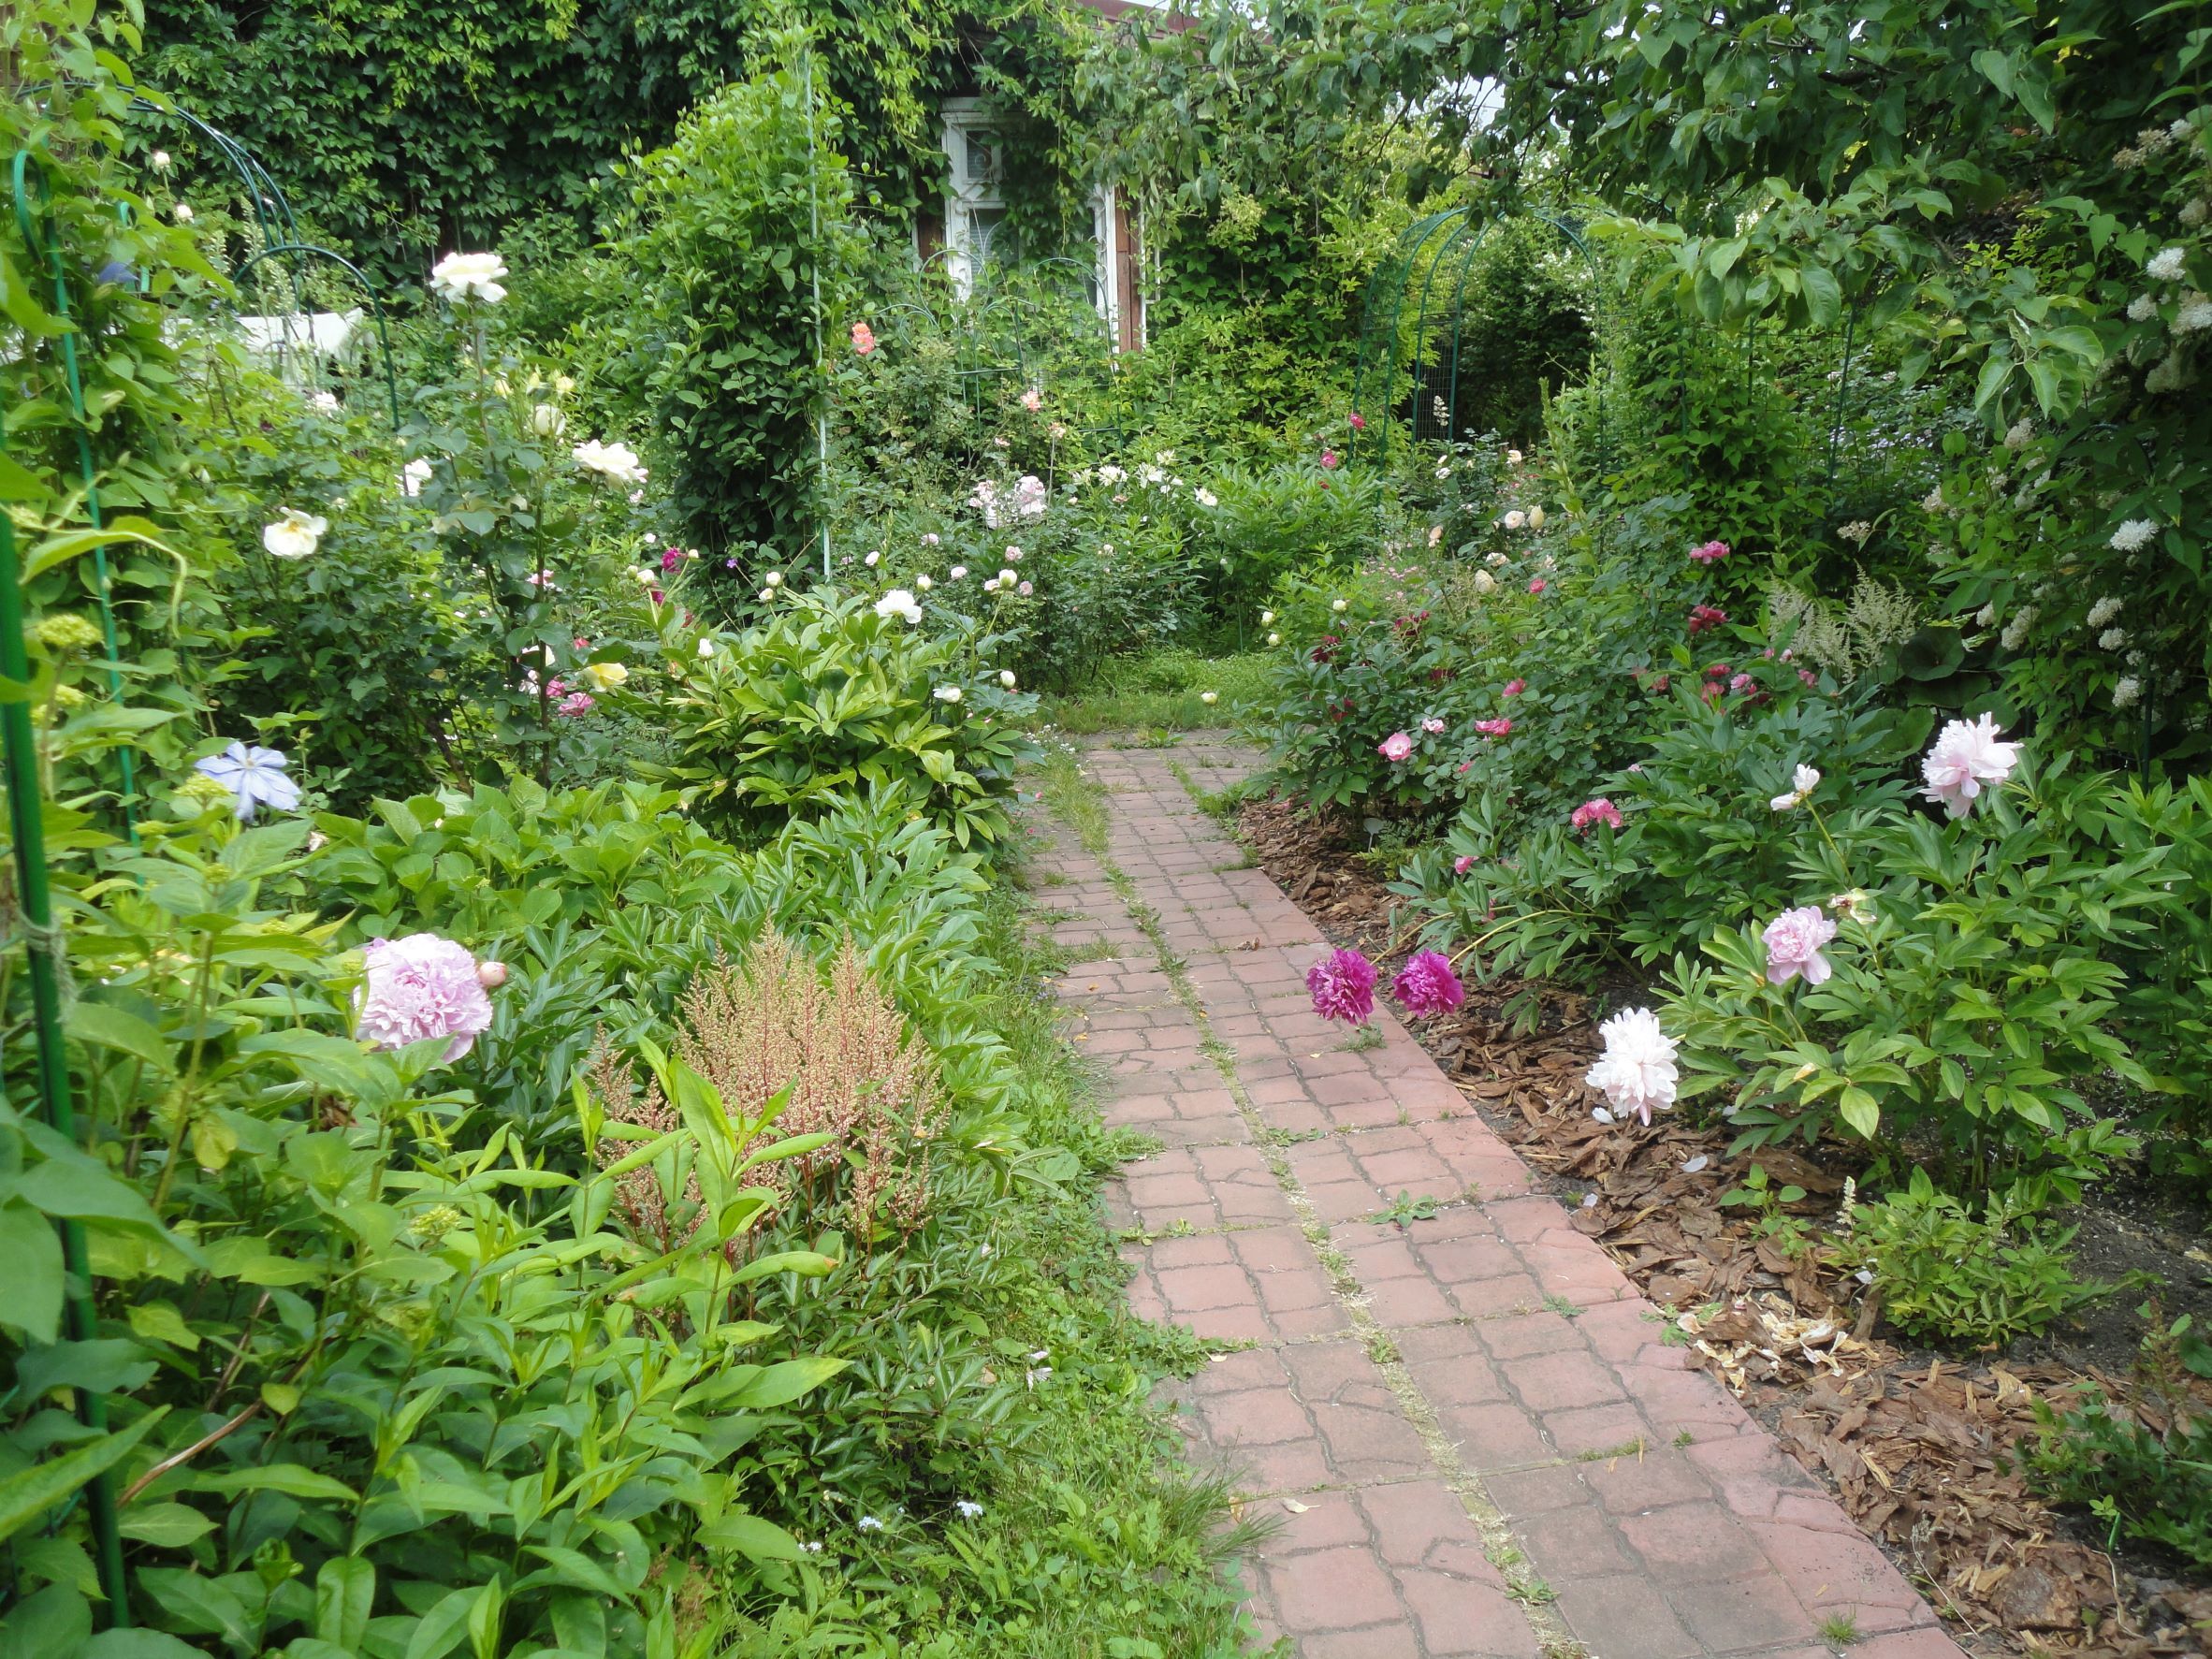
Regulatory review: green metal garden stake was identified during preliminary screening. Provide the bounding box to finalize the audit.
[0,491,133,1626]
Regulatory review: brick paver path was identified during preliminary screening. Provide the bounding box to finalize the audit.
[1034,740,1969,1659]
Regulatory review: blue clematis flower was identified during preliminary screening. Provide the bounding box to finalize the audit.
[193,741,301,821]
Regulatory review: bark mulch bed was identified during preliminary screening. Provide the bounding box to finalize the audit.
[1234,792,2212,1659]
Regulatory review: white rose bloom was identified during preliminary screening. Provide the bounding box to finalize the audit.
[1506,448,1523,463]
[531,402,566,437]
[430,251,509,304]
[311,390,341,414]
[1529,505,1547,531]
[875,589,923,625]
[262,509,328,560]
[1473,570,1497,594]
[573,439,648,486]
[866,551,880,567]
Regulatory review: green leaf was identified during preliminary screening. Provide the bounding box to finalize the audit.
[1969,47,2014,98]
[133,1568,254,1648]
[83,1632,207,1659]
[696,1511,805,1561]
[717,1356,848,1410]
[0,1201,64,1344]
[65,1003,175,1077]
[125,1302,199,1352]
[190,1463,357,1502]
[401,1586,481,1659]
[116,1503,218,1549]
[0,1409,164,1544]
[314,1556,375,1650]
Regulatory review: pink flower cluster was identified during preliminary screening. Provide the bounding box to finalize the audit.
[1307,946,1465,1025]
[1570,798,1623,834]
[1473,718,1512,737]
[1690,540,1731,563]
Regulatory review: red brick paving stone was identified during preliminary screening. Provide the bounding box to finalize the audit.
[1124,1228,1347,1346]
[1513,1500,1637,1579]
[1396,1208,1551,1320]
[1554,1573,1707,1659]
[1747,1520,1950,1635]
[1496,1345,1629,1415]
[1331,1221,1463,1328]
[1853,1629,1974,1657]
[1113,1142,1295,1231]
[1169,1339,1431,1492]
[1675,1570,1827,1654]
[1392,1322,1555,1471]
[1614,1502,1774,1584]
[1099,1084,1249,1147]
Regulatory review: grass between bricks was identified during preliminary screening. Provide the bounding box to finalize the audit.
[1041,740,1593,1659]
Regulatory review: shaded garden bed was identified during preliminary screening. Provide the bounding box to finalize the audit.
[1234,790,2212,1659]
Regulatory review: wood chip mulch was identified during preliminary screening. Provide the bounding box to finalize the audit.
[1234,792,2212,1659]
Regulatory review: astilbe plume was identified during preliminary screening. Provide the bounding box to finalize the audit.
[677,931,946,1235]
[588,1032,693,1253]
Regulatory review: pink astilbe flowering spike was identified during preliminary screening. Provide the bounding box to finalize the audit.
[1307,948,1377,1024]
[356,934,497,1063]
[1392,950,1465,1018]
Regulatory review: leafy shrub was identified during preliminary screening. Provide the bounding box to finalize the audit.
[634,589,1039,847]
[1847,1170,2111,1347]
[2025,1315,2212,1570]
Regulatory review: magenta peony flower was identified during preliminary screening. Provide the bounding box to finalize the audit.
[1474,718,1512,737]
[660,546,683,574]
[1377,731,1415,762]
[1690,539,1731,563]
[1392,950,1465,1017]
[1348,412,1367,430]
[1570,798,1623,834]
[1528,578,1548,593]
[554,691,595,717]
[1319,450,1340,470]
[1502,678,1525,696]
[1798,668,1819,687]
[1762,905,1839,986]
[1921,713,2021,819]
[1307,948,1377,1024]
[356,934,498,1063]
[1453,854,1476,874]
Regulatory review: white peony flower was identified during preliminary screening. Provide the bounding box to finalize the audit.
[150,150,171,172]
[697,636,717,658]
[573,439,648,486]
[1472,570,1496,594]
[1200,691,1217,705]
[1584,1007,1679,1125]
[1502,510,1526,530]
[949,565,968,581]
[1528,505,1547,531]
[1769,763,1821,812]
[999,670,1016,689]
[1260,610,1275,625]
[764,572,782,589]
[997,568,1017,587]
[262,508,328,560]
[915,574,934,591]
[430,251,509,304]
[875,589,923,625]
[1331,598,1348,613]
[1266,632,1281,646]
[934,685,963,704]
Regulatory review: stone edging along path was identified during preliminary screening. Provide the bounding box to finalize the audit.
[1031,739,1968,1659]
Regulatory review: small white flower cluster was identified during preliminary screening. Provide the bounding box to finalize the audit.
[2002,418,2035,450]
[2087,593,2125,628]
[1999,604,2037,650]
[2099,626,2130,651]
[2109,520,2159,554]
[2114,676,2143,710]
[1837,519,1873,546]
[2116,124,2183,168]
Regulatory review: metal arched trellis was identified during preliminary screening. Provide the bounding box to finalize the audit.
[1350,208,1607,466]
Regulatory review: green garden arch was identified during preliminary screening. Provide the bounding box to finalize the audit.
[1350,208,1607,466]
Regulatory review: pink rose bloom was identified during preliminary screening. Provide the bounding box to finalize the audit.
[1453,854,1476,874]
[1690,539,1731,563]
[356,934,497,1063]
[1421,718,1446,734]
[1570,798,1623,834]
[1307,947,1377,1024]
[1762,905,1840,986]
[1392,950,1465,1017]
[1319,451,1340,470]
[1921,713,2021,819]
[851,321,877,356]
[555,691,594,717]
[1502,678,1525,696]
[1456,759,1474,773]
[1528,578,1548,593]
[1729,672,1754,693]
[1378,731,1415,762]
[1473,718,1513,737]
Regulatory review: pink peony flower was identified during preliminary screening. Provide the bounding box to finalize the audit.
[1378,731,1415,762]
[1307,947,1377,1024]
[1690,539,1731,563]
[660,547,683,574]
[1570,798,1623,834]
[1528,578,1548,594]
[356,934,497,1063]
[1348,412,1367,430]
[1762,905,1839,987]
[1474,718,1513,737]
[1453,854,1476,874]
[1502,678,1525,696]
[1798,668,1819,687]
[554,691,594,717]
[1392,950,1465,1017]
[1687,604,1727,635]
[851,321,877,356]
[1421,718,1446,735]
[1921,714,2020,819]
[1319,450,1340,470]
[1729,672,1754,694]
